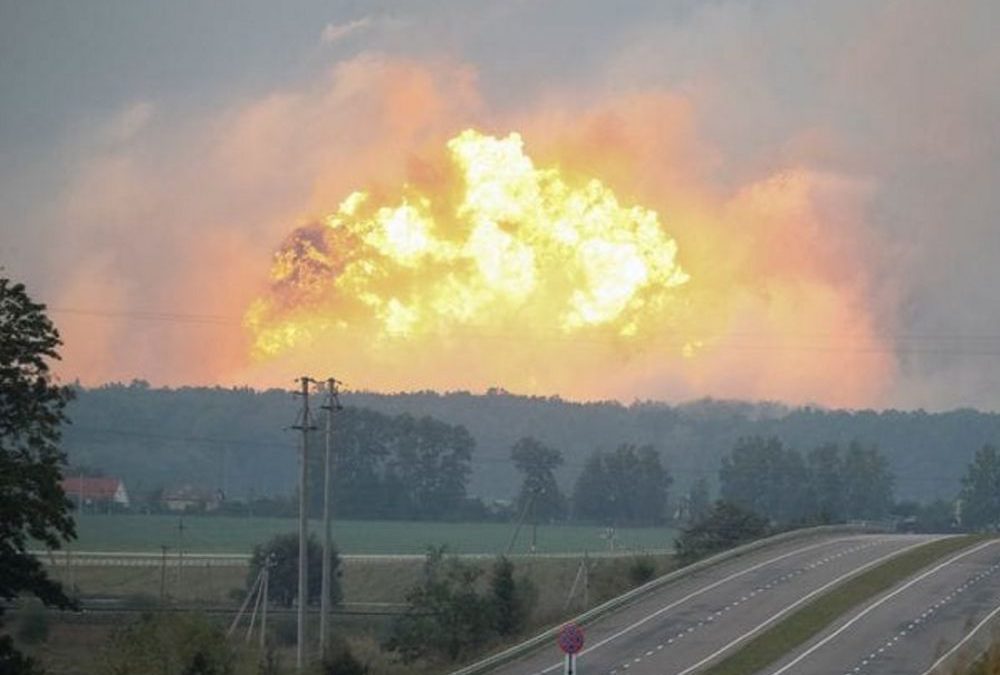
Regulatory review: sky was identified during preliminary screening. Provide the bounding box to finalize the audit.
[1,0,999,410]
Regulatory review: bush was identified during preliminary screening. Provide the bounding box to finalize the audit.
[490,556,536,637]
[98,613,234,675]
[627,556,657,587]
[15,603,49,645]
[270,615,298,647]
[0,635,45,675]
[318,643,368,675]
[674,501,769,565]
[248,533,342,608]
[386,547,495,663]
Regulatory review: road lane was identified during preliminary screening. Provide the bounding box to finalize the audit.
[762,538,1000,675]
[488,534,939,675]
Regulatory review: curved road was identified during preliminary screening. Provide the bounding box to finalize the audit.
[488,533,941,675]
[762,538,1000,675]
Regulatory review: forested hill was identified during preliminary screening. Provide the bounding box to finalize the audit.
[63,383,1000,504]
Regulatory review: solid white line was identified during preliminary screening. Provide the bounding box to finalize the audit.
[767,538,1000,675]
[533,536,873,674]
[921,598,1000,675]
[673,537,937,675]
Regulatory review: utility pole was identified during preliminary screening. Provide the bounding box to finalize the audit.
[159,545,169,605]
[291,376,316,671]
[261,554,272,649]
[176,516,185,591]
[319,378,342,658]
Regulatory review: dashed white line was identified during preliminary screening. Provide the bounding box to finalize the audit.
[767,539,999,675]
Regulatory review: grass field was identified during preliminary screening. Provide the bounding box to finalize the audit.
[69,513,677,555]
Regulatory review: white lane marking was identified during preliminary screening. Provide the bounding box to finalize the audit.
[658,544,890,663]
[921,598,1000,674]
[534,537,863,673]
[673,538,936,675]
[766,539,999,675]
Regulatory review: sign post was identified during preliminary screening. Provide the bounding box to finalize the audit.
[558,622,585,674]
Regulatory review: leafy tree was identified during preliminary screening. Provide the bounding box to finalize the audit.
[571,444,672,525]
[674,501,769,565]
[510,437,565,523]
[719,437,811,525]
[688,478,712,524]
[570,452,612,522]
[842,441,894,520]
[807,443,845,523]
[308,411,475,520]
[391,415,474,519]
[0,278,76,672]
[960,445,1000,530]
[386,547,495,663]
[489,555,536,637]
[247,533,341,608]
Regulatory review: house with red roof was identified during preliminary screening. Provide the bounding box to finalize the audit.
[61,476,130,509]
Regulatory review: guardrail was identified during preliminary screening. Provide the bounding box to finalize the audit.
[449,524,884,675]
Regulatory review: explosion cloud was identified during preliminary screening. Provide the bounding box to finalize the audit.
[246,129,689,355]
[242,120,892,405]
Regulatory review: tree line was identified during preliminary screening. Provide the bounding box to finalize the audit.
[719,437,894,526]
[61,384,1000,507]
[305,408,476,520]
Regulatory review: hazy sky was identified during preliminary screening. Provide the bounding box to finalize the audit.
[2,1,999,410]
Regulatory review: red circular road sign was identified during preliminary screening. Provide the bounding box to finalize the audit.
[558,622,585,655]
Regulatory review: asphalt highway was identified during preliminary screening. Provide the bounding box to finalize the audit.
[762,538,1000,675]
[488,533,941,675]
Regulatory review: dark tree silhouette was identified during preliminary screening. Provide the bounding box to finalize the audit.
[247,533,341,608]
[959,445,1000,530]
[572,444,671,525]
[674,501,769,565]
[0,277,77,672]
[510,436,565,523]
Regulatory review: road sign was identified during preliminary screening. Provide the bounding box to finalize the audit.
[558,622,585,654]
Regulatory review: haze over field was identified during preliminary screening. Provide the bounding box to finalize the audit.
[3,1,999,409]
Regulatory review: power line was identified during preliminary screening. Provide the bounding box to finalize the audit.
[48,307,239,326]
[41,306,1000,343]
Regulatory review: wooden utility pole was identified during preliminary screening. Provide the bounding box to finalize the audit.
[292,376,316,671]
[319,378,342,658]
[159,545,169,605]
[176,516,185,591]
[260,555,271,648]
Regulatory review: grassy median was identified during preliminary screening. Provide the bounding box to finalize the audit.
[704,535,988,675]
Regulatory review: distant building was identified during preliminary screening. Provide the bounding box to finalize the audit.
[61,476,130,508]
[161,485,224,512]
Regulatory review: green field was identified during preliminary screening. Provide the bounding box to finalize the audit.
[69,513,677,555]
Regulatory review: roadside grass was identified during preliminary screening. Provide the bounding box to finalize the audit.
[44,552,674,611]
[704,535,988,675]
[27,552,674,674]
[68,513,677,555]
[955,629,1000,674]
